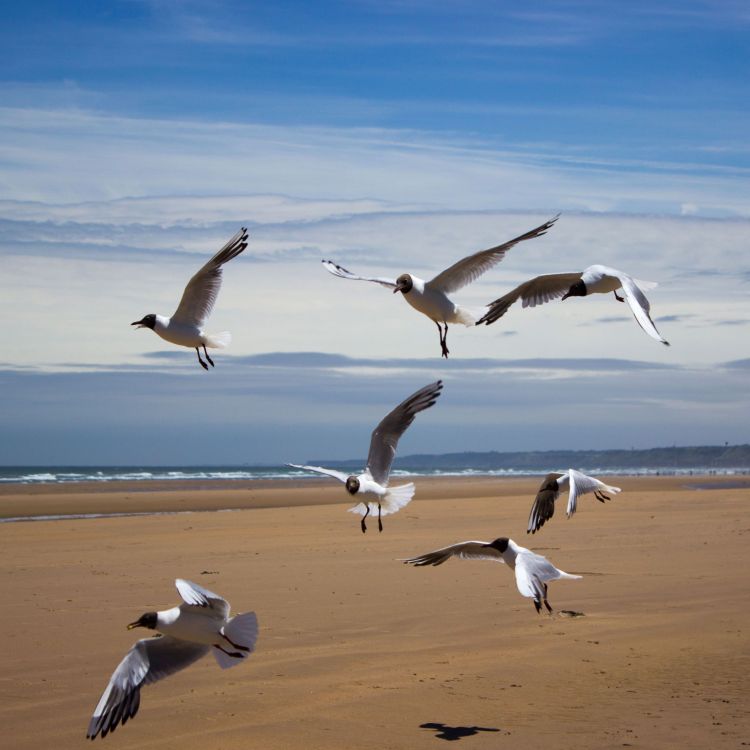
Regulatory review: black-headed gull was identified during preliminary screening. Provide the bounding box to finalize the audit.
[477,264,670,345]
[321,216,557,357]
[403,537,581,613]
[132,228,248,369]
[289,380,443,533]
[86,579,258,740]
[527,469,621,534]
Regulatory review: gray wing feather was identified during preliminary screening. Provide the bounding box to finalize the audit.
[321,260,397,289]
[286,463,349,483]
[171,228,248,327]
[366,381,443,485]
[427,215,558,295]
[527,473,564,534]
[175,579,230,618]
[86,637,209,739]
[402,541,505,566]
[477,272,581,325]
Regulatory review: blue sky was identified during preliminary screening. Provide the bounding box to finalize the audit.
[1,1,748,464]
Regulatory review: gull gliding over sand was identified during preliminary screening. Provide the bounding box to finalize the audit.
[477,264,670,345]
[131,228,248,369]
[87,579,258,740]
[527,469,622,534]
[289,380,443,533]
[321,216,558,357]
[403,537,581,613]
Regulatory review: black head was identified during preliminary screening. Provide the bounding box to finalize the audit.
[131,314,156,330]
[562,280,587,300]
[488,537,509,553]
[345,476,360,495]
[127,611,158,630]
[394,273,413,295]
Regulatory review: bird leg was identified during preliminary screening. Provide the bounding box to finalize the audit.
[214,644,243,658]
[195,347,209,370]
[361,504,370,534]
[594,491,611,503]
[203,345,215,367]
[613,291,625,302]
[378,502,383,533]
[435,322,450,358]
[533,599,542,614]
[221,632,251,651]
[543,599,553,614]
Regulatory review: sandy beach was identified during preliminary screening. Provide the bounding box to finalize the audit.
[1,475,748,749]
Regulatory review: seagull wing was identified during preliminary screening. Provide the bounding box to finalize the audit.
[619,276,670,345]
[175,579,230,618]
[426,215,558,295]
[171,228,248,328]
[86,636,209,739]
[477,272,582,325]
[287,463,350,483]
[366,380,443,485]
[527,472,564,534]
[321,260,397,289]
[514,549,577,600]
[402,540,506,566]
[566,469,621,518]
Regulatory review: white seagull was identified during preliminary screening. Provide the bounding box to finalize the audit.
[403,537,581,614]
[477,264,670,345]
[527,469,622,534]
[321,216,558,357]
[289,380,443,533]
[132,228,248,369]
[87,579,258,740]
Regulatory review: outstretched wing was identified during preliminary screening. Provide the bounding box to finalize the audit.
[427,215,558,295]
[366,381,443,485]
[477,272,581,326]
[514,549,579,601]
[286,463,350,483]
[402,540,505,566]
[620,276,670,346]
[171,228,248,328]
[86,636,209,739]
[321,260,397,289]
[175,579,230,618]
[527,472,564,534]
[566,469,621,518]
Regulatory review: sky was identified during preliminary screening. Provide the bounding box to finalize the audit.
[1,0,748,465]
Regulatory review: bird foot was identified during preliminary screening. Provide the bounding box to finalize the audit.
[614,292,625,302]
[360,519,367,534]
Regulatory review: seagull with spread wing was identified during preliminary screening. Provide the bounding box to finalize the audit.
[289,380,443,533]
[131,228,248,369]
[321,216,558,357]
[527,469,622,534]
[477,264,670,345]
[403,537,581,614]
[86,579,258,740]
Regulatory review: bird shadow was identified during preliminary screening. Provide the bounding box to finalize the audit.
[420,722,502,742]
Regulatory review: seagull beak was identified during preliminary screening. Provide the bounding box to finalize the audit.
[393,283,404,294]
[127,620,141,629]
[131,319,145,328]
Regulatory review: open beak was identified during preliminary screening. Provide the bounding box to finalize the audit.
[131,320,145,329]
[393,284,404,294]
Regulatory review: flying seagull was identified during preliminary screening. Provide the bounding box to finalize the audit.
[321,216,558,357]
[403,537,581,613]
[289,380,443,533]
[132,228,248,369]
[527,469,621,534]
[87,579,258,740]
[477,264,670,345]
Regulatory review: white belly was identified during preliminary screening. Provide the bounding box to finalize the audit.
[583,265,624,295]
[159,608,223,645]
[403,286,458,323]
[156,319,204,348]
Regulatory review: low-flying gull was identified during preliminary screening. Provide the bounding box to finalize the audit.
[131,228,248,369]
[477,263,670,345]
[403,537,581,613]
[86,579,258,740]
[527,469,622,534]
[321,216,558,357]
[289,380,443,533]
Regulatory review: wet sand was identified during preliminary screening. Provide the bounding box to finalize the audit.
[0,476,748,748]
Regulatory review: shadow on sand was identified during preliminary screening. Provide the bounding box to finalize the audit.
[420,722,502,741]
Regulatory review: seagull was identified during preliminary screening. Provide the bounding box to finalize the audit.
[526,469,621,534]
[403,537,581,613]
[289,380,443,533]
[131,228,248,369]
[476,264,670,345]
[321,216,558,357]
[527,469,622,534]
[86,579,258,740]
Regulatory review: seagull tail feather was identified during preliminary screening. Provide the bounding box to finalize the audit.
[212,612,258,669]
[346,483,416,517]
[204,331,231,349]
